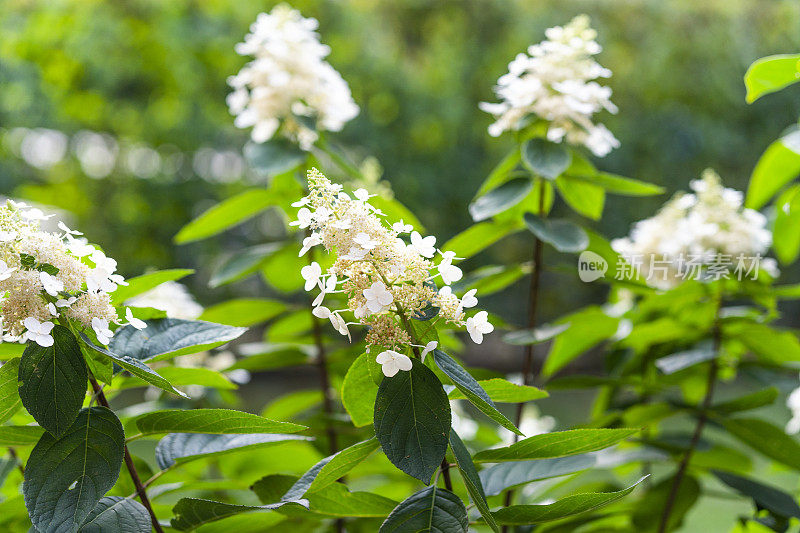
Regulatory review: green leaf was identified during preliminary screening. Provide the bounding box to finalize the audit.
[0,426,45,446]
[171,498,300,531]
[304,438,380,494]
[746,131,800,209]
[655,343,715,374]
[109,318,246,362]
[379,486,468,533]
[244,139,306,177]
[134,409,306,437]
[503,323,570,346]
[155,433,309,469]
[24,407,124,533]
[112,269,194,304]
[450,430,499,532]
[80,335,188,398]
[720,418,800,471]
[543,307,619,376]
[713,470,800,519]
[564,154,663,197]
[555,175,605,220]
[303,483,398,518]
[473,428,638,463]
[469,177,533,222]
[432,349,521,435]
[0,358,22,424]
[153,367,236,390]
[199,299,286,327]
[373,360,451,483]
[723,321,800,363]
[632,475,698,532]
[0,343,25,359]
[448,378,547,403]
[713,387,779,415]
[744,54,800,103]
[522,138,570,180]
[174,189,275,244]
[209,244,282,288]
[262,390,322,421]
[773,184,800,264]
[524,213,588,253]
[453,264,530,296]
[441,219,522,259]
[342,352,379,427]
[79,497,151,533]
[491,476,646,525]
[19,326,87,437]
[476,147,521,197]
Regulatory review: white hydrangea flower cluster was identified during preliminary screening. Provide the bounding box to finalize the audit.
[227,4,359,150]
[479,15,619,157]
[612,169,777,288]
[0,201,143,347]
[293,169,493,377]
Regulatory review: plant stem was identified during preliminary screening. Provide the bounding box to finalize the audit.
[503,179,545,522]
[8,447,24,475]
[89,377,164,533]
[657,306,722,533]
[440,459,453,491]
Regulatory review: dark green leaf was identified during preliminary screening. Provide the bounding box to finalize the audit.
[379,486,468,533]
[450,430,499,532]
[19,326,87,437]
[632,476,699,532]
[473,428,638,463]
[79,497,151,533]
[432,349,521,435]
[24,407,124,533]
[244,139,306,177]
[713,470,800,519]
[0,358,22,424]
[373,360,450,483]
[79,334,188,398]
[155,433,309,469]
[109,318,246,362]
[721,418,800,471]
[522,138,570,180]
[469,177,533,222]
[171,498,300,531]
[524,213,589,253]
[174,190,275,244]
[492,476,646,525]
[713,388,779,415]
[447,378,547,403]
[134,409,306,437]
[111,269,194,304]
[209,244,282,288]
[342,352,379,427]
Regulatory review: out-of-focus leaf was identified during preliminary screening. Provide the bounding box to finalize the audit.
[442,219,522,259]
[713,470,800,519]
[175,190,275,244]
[713,387,779,415]
[721,418,800,471]
[655,343,715,374]
[543,307,619,376]
[209,243,283,288]
[524,213,589,253]
[632,476,699,532]
[447,378,547,403]
[0,358,21,424]
[473,428,638,463]
[342,352,379,427]
[746,130,800,209]
[522,138,570,180]
[744,54,800,103]
[504,323,570,345]
[0,426,45,445]
[153,367,236,390]
[171,498,301,531]
[555,175,605,220]
[773,184,800,264]
[476,147,521,197]
[724,321,800,363]
[134,409,306,437]
[469,177,533,222]
[244,139,306,177]
[262,390,322,421]
[199,299,285,327]
[113,269,194,304]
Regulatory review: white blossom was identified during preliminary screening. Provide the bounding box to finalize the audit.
[92,317,113,345]
[125,308,147,330]
[40,272,64,297]
[480,15,619,157]
[409,231,436,259]
[23,317,54,348]
[363,281,393,314]
[227,4,358,149]
[301,262,322,291]
[392,220,413,234]
[466,311,494,344]
[437,258,463,285]
[376,350,413,377]
[420,341,438,362]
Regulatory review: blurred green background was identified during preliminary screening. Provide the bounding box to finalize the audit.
[2,0,800,321]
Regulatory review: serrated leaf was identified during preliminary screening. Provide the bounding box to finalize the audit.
[155,433,309,469]
[199,299,286,327]
[112,269,194,304]
[713,470,800,519]
[109,318,246,362]
[24,407,124,533]
[379,486,468,533]
[432,349,521,435]
[0,358,22,424]
[469,177,533,222]
[720,418,800,471]
[79,497,151,533]
[744,54,800,103]
[19,326,87,437]
[0,426,45,445]
[522,138,570,180]
[174,190,275,244]
[171,498,300,531]
[79,335,188,398]
[209,244,282,288]
[473,428,638,463]
[342,352,379,427]
[746,130,800,210]
[244,139,306,177]
[492,476,646,524]
[448,378,547,403]
[135,409,306,437]
[373,360,450,483]
[523,213,588,253]
[450,430,499,532]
